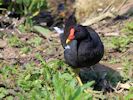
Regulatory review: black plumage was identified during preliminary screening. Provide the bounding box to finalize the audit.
[60,14,104,69]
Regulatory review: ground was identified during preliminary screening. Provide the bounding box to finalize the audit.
[0,14,133,99]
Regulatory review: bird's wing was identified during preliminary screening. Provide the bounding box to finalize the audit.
[64,40,78,67]
[85,26,102,45]
[77,27,104,67]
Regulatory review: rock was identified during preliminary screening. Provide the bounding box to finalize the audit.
[0,39,7,48]
[0,53,3,59]
[2,47,19,59]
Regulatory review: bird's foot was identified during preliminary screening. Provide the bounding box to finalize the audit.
[76,76,91,93]
[76,76,83,86]
[74,68,92,93]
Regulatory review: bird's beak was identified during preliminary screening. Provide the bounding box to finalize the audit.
[66,27,75,44]
[66,39,71,44]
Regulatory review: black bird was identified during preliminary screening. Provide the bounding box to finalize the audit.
[60,14,104,86]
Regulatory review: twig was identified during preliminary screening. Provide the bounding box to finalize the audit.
[117,0,128,12]
[81,0,129,26]
[81,12,116,26]
[118,48,131,58]
[102,0,115,13]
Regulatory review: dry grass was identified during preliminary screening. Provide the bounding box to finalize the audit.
[74,0,125,22]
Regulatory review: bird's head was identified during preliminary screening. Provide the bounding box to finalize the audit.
[66,25,88,44]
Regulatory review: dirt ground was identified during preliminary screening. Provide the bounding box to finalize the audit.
[0,5,133,99]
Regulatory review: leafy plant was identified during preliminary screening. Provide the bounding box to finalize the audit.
[52,72,93,100]
[14,54,95,100]
[15,0,47,30]
[0,88,8,99]
[20,46,31,54]
[8,35,23,47]
[109,58,120,64]
[125,87,133,100]
[2,0,47,18]
[28,36,42,46]
[122,22,133,33]
[110,22,133,52]
[33,25,51,39]
[0,0,48,31]
[111,36,131,52]
[122,58,133,80]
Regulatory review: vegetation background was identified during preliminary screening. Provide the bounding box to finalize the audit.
[0,0,133,99]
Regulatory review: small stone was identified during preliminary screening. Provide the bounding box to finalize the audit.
[2,47,19,59]
[0,39,7,48]
[0,53,3,58]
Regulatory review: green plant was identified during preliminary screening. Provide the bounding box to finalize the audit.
[111,22,133,52]
[0,88,8,99]
[0,67,92,100]
[122,22,133,34]
[20,46,31,54]
[18,24,26,33]
[0,0,47,31]
[125,87,133,100]
[109,58,120,64]
[28,36,42,46]
[14,54,95,100]
[122,58,133,80]
[111,36,131,52]
[52,72,93,100]
[15,0,47,30]
[8,35,23,47]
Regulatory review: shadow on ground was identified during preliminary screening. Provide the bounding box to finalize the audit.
[79,63,123,92]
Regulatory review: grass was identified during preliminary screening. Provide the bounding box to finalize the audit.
[27,36,42,47]
[0,14,133,100]
[20,46,31,54]
[8,35,23,47]
[0,0,47,31]
[122,58,133,80]
[111,35,132,52]
[125,87,133,100]
[0,55,94,100]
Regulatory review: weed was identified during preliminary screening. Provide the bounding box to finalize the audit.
[111,36,131,52]
[110,22,133,52]
[18,24,26,33]
[0,0,47,31]
[28,36,42,47]
[109,58,120,64]
[20,46,31,54]
[122,22,133,34]
[0,88,8,98]
[8,35,23,47]
[125,87,133,100]
[122,58,133,80]
[0,53,95,99]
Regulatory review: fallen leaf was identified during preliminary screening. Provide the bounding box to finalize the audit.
[33,25,52,39]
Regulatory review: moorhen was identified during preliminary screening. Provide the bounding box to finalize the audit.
[60,14,104,86]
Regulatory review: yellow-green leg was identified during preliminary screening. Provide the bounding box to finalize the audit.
[73,68,83,86]
[74,68,90,93]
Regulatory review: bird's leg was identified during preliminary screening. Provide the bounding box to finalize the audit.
[74,68,90,93]
[74,68,83,86]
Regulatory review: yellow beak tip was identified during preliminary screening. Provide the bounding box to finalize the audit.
[66,39,70,44]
